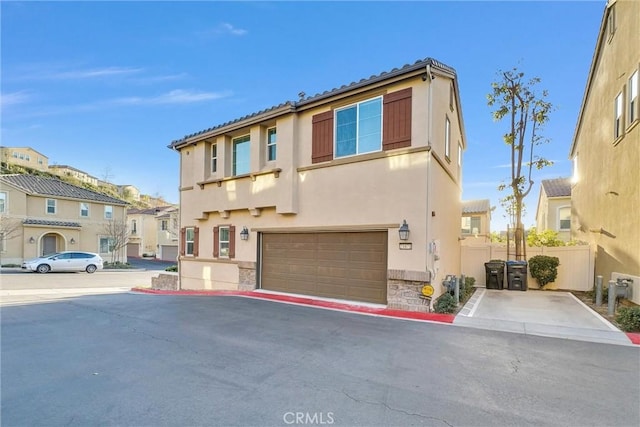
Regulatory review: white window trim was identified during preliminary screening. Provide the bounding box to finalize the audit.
[219,225,230,259]
[267,127,277,162]
[628,69,638,126]
[104,205,113,220]
[185,227,195,256]
[445,116,451,160]
[80,202,89,218]
[46,198,57,215]
[211,143,218,174]
[232,134,251,176]
[614,91,624,140]
[557,205,571,231]
[333,96,383,159]
[0,192,7,214]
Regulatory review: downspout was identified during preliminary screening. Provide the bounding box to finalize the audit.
[425,65,435,283]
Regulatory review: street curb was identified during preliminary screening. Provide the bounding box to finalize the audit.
[131,287,456,324]
[626,333,640,345]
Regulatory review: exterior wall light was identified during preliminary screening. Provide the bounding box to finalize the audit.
[398,220,410,241]
[70,238,76,244]
[29,237,35,244]
[240,226,249,241]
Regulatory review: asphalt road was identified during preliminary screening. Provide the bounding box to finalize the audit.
[2,292,639,427]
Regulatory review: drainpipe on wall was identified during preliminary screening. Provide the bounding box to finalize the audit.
[425,64,435,283]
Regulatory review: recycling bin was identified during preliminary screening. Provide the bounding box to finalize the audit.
[506,260,528,291]
[484,261,505,290]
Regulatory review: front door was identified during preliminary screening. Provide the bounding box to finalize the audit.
[42,235,57,256]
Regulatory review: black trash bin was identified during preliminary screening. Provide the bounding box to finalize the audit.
[506,261,528,291]
[484,261,505,289]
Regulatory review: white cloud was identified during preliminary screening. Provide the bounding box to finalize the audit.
[48,66,143,79]
[114,89,232,106]
[0,91,31,107]
[200,22,248,37]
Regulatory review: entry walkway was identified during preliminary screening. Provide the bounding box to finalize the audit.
[454,289,631,345]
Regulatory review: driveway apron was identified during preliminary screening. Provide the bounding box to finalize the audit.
[454,289,631,345]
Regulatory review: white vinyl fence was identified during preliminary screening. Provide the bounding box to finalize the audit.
[461,243,595,291]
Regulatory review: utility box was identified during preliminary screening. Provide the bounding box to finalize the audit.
[484,261,505,290]
[506,261,528,291]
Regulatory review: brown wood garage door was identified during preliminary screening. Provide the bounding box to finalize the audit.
[127,243,140,258]
[261,232,388,304]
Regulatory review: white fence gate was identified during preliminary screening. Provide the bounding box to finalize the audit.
[461,244,595,291]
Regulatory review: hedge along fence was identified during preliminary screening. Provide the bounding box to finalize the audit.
[461,243,594,291]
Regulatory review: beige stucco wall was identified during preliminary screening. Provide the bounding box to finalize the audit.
[535,194,571,242]
[1,147,49,171]
[176,72,464,303]
[571,0,640,280]
[128,213,158,256]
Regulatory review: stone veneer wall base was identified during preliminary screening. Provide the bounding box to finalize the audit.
[387,269,432,312]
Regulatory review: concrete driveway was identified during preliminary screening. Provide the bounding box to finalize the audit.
[454,288,629,345]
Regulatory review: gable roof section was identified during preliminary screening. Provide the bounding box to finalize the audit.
[0,174,127,205]
[462,199,491,214]
[541,177,572,198]
[169,57,463,149]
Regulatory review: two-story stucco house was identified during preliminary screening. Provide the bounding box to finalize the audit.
[535,178,572,242]
[169,57,466,311]
[0,174,128,264]
[1,146,49,172]
[126,205,176,258]
[569,0,639,301]
[156,206,179,261]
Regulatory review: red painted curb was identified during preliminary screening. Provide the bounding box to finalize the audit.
[626,333,640,345]
[131,287,455,324]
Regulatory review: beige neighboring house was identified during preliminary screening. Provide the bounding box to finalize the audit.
[1,146,49,172]
[49,165,99,186]
[569,0,639,296]
[461,199,491,243]
[118,185,141,202]
[169,57,467,311]
[126,206,175,258]
[156,206,179,261]
[535,178,572,242]
[0,174,128,264]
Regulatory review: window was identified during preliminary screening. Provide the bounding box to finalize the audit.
[104,205,113,219]
[0,232,5,253]
[25,154,30,161]
[629,70,638,125]
[99,237,114,253]
[19,153,24,159]
[0,192,6,213]
[213,225,235,258]
[185,227,195,255]
[233,135,251,176]
[615,92,624,139]
[445,117,451,160]
[12,152,18,158]
[38,157,44,165]
[267,127,277,161]
[161,220,168,231]
[131,220,137,235]
[607,5,616,40]
[211,143,218,173]
[219,226,230,258]
[335,97,382,158]
[46,199,56,214]
[80,203,89,217]
[449,83,454,111]
[558,206,571,230]
[461,216,481,235]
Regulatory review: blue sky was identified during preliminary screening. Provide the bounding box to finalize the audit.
[2,1,605,231]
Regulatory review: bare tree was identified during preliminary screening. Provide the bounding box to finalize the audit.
[102,219,128,264]
[487,67,553,260]
[0,215,23,265]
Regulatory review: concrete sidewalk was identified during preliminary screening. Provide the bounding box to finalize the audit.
[454,288,632,346]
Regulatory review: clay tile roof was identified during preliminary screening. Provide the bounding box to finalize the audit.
[23,219,81,228]
[541,178,572,198]
[462,199,491,214]
[0,174,127,205]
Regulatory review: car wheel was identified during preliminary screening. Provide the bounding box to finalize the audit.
[36,264,51,274]
[86,264,97,274]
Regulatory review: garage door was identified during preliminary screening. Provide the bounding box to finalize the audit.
[127,243,140,258]
[160,245,179,262]
[261,232,388,304]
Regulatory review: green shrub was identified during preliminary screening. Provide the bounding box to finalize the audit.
[104,261,132,269]
[527,227,565,247]
[165,265,178,272]
[434,293,457,314]
[460,276,476,302]
[528,255,560,289]
[615,307,640,332]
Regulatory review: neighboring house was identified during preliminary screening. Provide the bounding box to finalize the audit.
[156,206,179,261]
[461,199,491,242]
[0,174,128,264]
[49,165,99,186]
[169,57,467,311]
[535,178,572,242]
[117,185,141,202]
[0,146,49,172]
[569,0,639,298]
[126,206,175,258]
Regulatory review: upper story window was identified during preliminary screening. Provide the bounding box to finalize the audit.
[0,192,6,213]
[46,198,56,215]
[12,152,18,158]
[614,92,624,139]
[233,135,250,176]
[161,220,168,231]
[38,157,44,165]
[449,83,455,111]
[19,153,24,160]
[131,220,137,235]
[25,154,30,161]
[445,117,451,160]
[211,143,218,173]
[629,70,638,125]
[267,127,277,162]
[461,216,481,235]
[558,206,571,231]
[335,97,382,158]
[104,205,113,219]
[80,202,89,217]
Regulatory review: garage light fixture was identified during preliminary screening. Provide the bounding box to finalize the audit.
[240,226,249,241]
[398,220,410,241]
[70,238,76,244]
[29,237,35,244]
